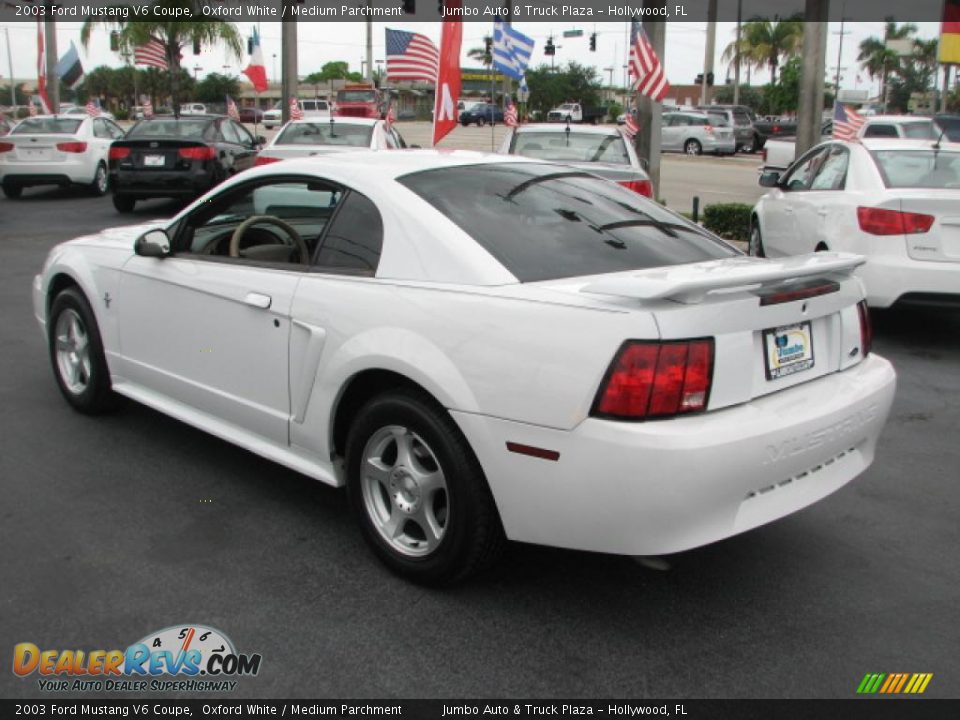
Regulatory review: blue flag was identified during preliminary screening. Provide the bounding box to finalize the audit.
[492,22,534,81]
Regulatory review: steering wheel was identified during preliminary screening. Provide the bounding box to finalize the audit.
[229,215,310,266]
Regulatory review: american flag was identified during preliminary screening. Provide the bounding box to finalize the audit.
[385,28,439,84]
[85,99,101,117]
[628,21,669,103]
[504,96,518,127]
[385,100,396,130]
[29,102,37,116]
[134,39,168,70]
[142,96,153,118]
[624,111,640,139]
[289,96,303,121]
[226,95,240,121]
[833,103,865,141]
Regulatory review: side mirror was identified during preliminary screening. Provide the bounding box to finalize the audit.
[409,144,421,149]
[759,170,782,188]
[135,228,171,258]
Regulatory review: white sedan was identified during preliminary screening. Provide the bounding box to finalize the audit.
[0,114,126,198]
[255,117,408,166]
[751,138,960,308]
[33,151,895,583]
[498,123,653,197]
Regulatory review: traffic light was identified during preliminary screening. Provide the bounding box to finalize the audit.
[706,72,715,87]
[484,36,492,63]
[545,38,555,56]
[193,38,201,55]
[403,0,415,12]
[589,33,596,52]
[695,73,703,85]
[109,31,119,52]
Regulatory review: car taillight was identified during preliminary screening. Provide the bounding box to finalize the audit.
[618,179,653,197]
[56,141,87,153]
[0,142,13,153]
[704,124,714,135]
[857,206,934,235]
[592,339,714,420]
[857,301,872,358]
[773,124,781,133]
[178,146,216,160]
[108,146,131,160]
[254,155,281,166]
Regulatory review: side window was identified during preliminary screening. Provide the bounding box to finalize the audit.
[734,111,750,126]
[810,146,849,191]
[220,121,242,145]
[315,190,383,274]
[863,124,897,138]
[232,121,255,147]
[92,119,112,139]
[382,126,398,149]
[180,179,342,265]
[783,148,829,191]
[391,128,407,148]
[107,120,126,139]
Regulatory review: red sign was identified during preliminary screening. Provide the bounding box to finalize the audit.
[432,2,462,147]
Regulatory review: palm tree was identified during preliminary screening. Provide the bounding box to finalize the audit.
[724,18,803,84]
[858,21,917,108]
[467,37,493,67]
[80,4,242,117]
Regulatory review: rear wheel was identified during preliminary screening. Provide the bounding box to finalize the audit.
[749,221,766,257]
[112,194,135,213]
[346,389,505,585]
[477,117,486,127]
[90,162,109,196]
[684,139,702,156]
[2,181,22,199]
[741,135,756,154]
[48,287,117,414]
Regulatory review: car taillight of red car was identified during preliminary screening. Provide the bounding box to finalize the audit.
[618,179,654,198]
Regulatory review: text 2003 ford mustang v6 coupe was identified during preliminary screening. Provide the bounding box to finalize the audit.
[33,151,896,584]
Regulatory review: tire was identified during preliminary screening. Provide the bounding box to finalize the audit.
[112,194,135,213]
[749,221,766,257]
[48,287,117,414]
[90,162,109,196]
[346,389,505,585]
[477,117,486,127]
[741,135,756,154]
[2,181,22,199]
[684,139,702,156]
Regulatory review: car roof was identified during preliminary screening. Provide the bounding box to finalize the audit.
[864,115,934,124]
[858,137,960,151]
[287,117,379,126]
[514,123,623,135]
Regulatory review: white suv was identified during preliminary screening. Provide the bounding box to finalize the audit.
[263,98,330,129]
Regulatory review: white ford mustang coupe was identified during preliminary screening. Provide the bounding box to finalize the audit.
[34,150,896,583]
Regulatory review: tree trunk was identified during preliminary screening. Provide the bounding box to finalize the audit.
[169,40,180,118]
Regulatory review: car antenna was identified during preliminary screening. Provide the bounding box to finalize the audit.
[932,125,947,152]
[565,118,571,146]
[329,116,337,138]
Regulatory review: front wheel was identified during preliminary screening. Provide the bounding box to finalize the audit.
[346,389,505,585]
[749,221,766,257]
[684,139,702,156]
[477,117,486,127]
[112,194,135,213]
[2,181,22,199]
[90,162,109,196]
[740,136,756,154]
[48,287,117,414]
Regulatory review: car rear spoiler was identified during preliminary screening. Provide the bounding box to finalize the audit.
[580,252,865,304]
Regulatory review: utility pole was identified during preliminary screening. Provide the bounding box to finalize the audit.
[701,0,717,106]
[796,0,829,158]
[281,0,298,123]
[5,27,15,108]
[733,0,742,105]
[365,8,373,83]
[636,20,665,198]
[44,0,59,112]
[833,16,850,96]
[501,3,511,104]
[942,64,952,113]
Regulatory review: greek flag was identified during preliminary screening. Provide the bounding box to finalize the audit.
[492,21,534,81]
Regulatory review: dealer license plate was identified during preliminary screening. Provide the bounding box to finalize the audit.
[143,154,165,167]
[763,321,814,380]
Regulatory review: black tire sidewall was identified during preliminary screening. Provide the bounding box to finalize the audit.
[91,163,109,196]
[686,140,701,155]
[345,391,495,584]
[112,194,135,212]
[48,287,114,413]
[3,181,22,198]
[750,223,766,257]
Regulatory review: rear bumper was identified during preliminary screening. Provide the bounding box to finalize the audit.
[111,168,214,198]
[1,162,95,186]
[858,255,960,308]
[453,354,896,556]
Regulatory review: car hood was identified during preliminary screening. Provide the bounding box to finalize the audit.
[65,220,167,252]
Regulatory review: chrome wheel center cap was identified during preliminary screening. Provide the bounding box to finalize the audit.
[389,468,421,513]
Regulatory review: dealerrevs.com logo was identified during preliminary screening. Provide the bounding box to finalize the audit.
[13,624,262,692]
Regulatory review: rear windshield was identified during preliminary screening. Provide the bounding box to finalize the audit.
[936,116,960,141]
[706,112,731,127]
[275,122,373,147]
[902,122,937,139]
[511,131,630,165]
[127,118,211,139]
[871,149,960,188]
[399,163,737,282]
[337,90,377,103]
[12,118,82,135]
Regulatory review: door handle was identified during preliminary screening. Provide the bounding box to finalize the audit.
[783,207,794,214]
[817,209,828,216]
[243,292,272,309]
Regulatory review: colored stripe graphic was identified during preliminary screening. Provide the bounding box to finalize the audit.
[857,673,932,694]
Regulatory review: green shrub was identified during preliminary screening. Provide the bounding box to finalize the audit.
[702,203,752,242]
[114,109,130,121]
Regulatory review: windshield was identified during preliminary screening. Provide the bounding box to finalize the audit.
[511,131,630,165]
[399,163,736,282]
[275,121,373,147]
[126,118,211,139]
[337,90,377,103]
[12,118,83,135]
[871,149,960,188]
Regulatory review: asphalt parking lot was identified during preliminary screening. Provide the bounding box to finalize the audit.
[1,178,958,700]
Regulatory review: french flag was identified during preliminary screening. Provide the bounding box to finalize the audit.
[242,28,268,93]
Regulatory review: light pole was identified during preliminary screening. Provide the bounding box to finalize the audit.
[272,54,277,83]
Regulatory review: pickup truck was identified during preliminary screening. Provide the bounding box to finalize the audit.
[753,117,798,149]
[760,121,833,171]
[547,103,606,125]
